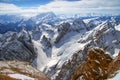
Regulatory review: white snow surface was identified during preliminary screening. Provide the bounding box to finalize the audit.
[8,74,35,80]
[113,48,120,57]
[83,17,99,23]
[108,70,120,80]
[32,40,49,71]
[115,24,120,31]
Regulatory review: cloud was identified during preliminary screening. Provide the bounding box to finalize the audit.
[0,2,22,14]
[37,0,120,14]
[0,3,38,17]
[0,0,120,16]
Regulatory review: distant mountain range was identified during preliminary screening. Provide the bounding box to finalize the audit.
[0,12,120,33]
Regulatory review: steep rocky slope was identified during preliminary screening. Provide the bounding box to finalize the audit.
[107,51,120,78]
[0,30,37,67]
[72,48,120,80]
[0,61,50,80]
[45,20,120,80]
[72,48,112,80]
[0,16,120,80]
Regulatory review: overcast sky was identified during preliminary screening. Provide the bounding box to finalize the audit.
[0,0,120,17]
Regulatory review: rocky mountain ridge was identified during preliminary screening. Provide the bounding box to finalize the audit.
[44,20,120,80]
[0,15,120,80]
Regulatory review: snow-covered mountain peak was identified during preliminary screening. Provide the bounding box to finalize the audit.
[18,28,31,42]
[30,12,59,25]
[36,12,56,18]
[0,14,120,80]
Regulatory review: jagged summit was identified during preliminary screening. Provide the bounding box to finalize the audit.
[35,12,56,19]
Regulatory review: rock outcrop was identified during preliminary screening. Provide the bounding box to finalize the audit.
[0,61,50,80]
[72,48,112,80]
[72,48,120,80]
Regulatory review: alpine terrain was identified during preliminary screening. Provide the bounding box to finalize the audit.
[0,12,120,80]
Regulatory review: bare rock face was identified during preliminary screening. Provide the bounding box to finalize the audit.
[72,48,113,80]
[0,30,37,65]
[41,35,52,57]
[72,19,88,31]
[0,61,50,80]
[55,22,70,43]
[107,51,120,78]
[72,48,120,80]
[55,20,88,44]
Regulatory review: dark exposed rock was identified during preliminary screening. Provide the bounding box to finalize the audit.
[55,22,70,43]
[0,30,37,66]
[41,35,52,57]
[72,19,88,31]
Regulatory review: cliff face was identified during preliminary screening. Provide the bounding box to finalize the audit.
[72,48,120,80]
